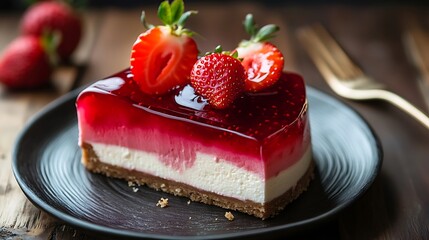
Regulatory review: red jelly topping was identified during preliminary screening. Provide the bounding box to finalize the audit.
[76,69,310,179]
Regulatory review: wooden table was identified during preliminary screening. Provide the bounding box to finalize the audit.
[1,2,429,239]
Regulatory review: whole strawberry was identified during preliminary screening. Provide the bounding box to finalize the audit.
[190,48,245,109]
[20,1,82,60]
[0,35,53,89]
[131,0,198,95]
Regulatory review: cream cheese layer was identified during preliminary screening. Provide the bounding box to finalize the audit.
[89,142,312,203]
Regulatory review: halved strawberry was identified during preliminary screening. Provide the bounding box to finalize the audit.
[235,14,284,92]
[190,48,245,109]
[130,0,198,95]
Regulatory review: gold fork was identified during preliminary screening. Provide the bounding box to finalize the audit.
[298,24,429,130]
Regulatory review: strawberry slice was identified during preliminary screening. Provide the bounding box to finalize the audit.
[235,14,284,92]
[130,0,198,95]
[190,48,245,109]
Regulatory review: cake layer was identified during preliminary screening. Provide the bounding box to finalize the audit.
[81,142,314,219]
[76,69,310,179]
[84,141,312,203]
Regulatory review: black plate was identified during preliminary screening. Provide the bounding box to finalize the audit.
[12,87,382,239]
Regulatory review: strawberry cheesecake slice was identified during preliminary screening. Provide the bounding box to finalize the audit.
[76,69,312,219]
[76,0,313,219]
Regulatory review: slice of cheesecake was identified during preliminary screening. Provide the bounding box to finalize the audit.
[76,69,313,219]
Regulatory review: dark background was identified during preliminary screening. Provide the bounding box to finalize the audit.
[0,0,428,11]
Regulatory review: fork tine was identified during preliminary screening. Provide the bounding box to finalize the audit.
[302,41,338,83]
[299,24,364,80]
[311,24,364,78]
[298,25,349,81]
[297,26,351,93]
[298,25,351,80]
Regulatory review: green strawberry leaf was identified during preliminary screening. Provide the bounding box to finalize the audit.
[140,11,154,29]
[214,45,223,53]
[41,30,60,66]
[231,50,239,59]
[177,10,197,27]
[171,0,184,24]
[254,24,279,42]
[158,0,172,25]
[243,14,256,36]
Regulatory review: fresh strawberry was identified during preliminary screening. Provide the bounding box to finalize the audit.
[0,35,54,89]
[20,1,82,60]
[130,0,198,95]
[190,49,245,109]
[235,14,284,92]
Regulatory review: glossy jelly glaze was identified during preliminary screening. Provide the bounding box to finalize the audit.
[76,69,310,179]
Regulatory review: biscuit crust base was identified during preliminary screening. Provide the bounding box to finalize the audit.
[81,142,314,219]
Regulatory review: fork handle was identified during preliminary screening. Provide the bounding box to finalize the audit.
[378,90,429,130]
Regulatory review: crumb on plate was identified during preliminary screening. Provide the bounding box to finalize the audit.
[156,198,169,208]
[224,211,234,221]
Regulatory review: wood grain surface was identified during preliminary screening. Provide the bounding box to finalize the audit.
[1,2,429,239]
